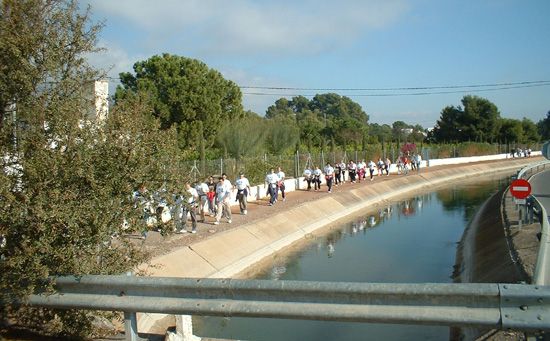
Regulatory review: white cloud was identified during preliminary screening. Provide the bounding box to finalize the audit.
[219,67,293,115]
[87,40,135,77]
[87,0,409,56]
[85,39,148,96]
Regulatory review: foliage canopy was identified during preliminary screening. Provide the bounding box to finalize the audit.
[0,0,184,337]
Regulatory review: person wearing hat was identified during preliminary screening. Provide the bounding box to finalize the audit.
[235,173,251,215]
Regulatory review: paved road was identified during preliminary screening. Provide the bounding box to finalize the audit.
[530,168,550,213]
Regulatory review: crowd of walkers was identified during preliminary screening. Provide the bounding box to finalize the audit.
[302,153,422,193]
[132,153,423,238]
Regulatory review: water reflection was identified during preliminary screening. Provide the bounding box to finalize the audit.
[436,177,510,221]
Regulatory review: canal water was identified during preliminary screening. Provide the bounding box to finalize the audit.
[193,175,511,341]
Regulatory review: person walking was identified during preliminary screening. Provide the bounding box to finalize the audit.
[339,160,347,183]
[324,162,335,193]
[303,168,313,190]
[348,160,357,183]
[402,156,410,175]
[357,160,365,182]
[206,176,217,216]
[384,157,391,176]
[334,161,342,186]
[178,183,199,233]
[265,169,279,206]
[397,157,404,175]
[195,180,209,222]
[214,177,232,225]
[367,160,376,181]
[414,153,422,173]
[277,167,286,202]
[313,166,323,191]
[133,183,151,239]
[377,158,384,176]
[235,173,251,215]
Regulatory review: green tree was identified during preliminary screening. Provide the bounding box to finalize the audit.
[115,53,244,159]
[0,1,184,337]
[264,94,369,151]
[265,116,300,155]
[308,93,369,149]
[334,116,364,150]
[216,111,267,160]
[391,121,410,142]
[431,96,501,143]
[408,124,426,142]
[461,95,501,142]
[297,109,324,150]
[498,118,523,143]
[521,118,540,143]
[265,98,295,120]
[369,123,393,143]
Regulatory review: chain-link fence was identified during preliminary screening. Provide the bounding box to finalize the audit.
[180,142,542,185]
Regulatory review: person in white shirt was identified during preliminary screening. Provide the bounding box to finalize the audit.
[303,168,313,190]
[324,163,335,193]
[195,181,209,222]
[276,167,286,202]
[384,157,391,176]
[265,169,279,206]
[177,183,198,233]
[313,166,322,191]
[214,177,232,225]
[221,173,232,193]
[357,160,365,182]
[367,160,376,181]
[339,160,347,183]
[348,160,357,183]
[377,158,384,176]
[415,153,422,173]
[235,173,251,215]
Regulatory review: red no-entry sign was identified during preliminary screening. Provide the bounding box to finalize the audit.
[510,179,532,199]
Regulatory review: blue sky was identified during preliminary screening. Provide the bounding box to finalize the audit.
[83,0,550,128]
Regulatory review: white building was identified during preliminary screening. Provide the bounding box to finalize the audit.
[85,79,109,122]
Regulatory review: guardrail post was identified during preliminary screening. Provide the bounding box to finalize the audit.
[124,311,140,341]
[174,315,200,341]
[124,272,143,341]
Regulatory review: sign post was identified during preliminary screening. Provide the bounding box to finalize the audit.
[510,179,532,228]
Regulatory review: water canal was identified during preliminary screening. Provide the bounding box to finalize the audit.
[193,174,512,341]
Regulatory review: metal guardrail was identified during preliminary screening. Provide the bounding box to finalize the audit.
[515,160,550,285]
[534,200,550,285]
[23,276,550,338]
[519,161,550,286]
[516,160,550,180]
